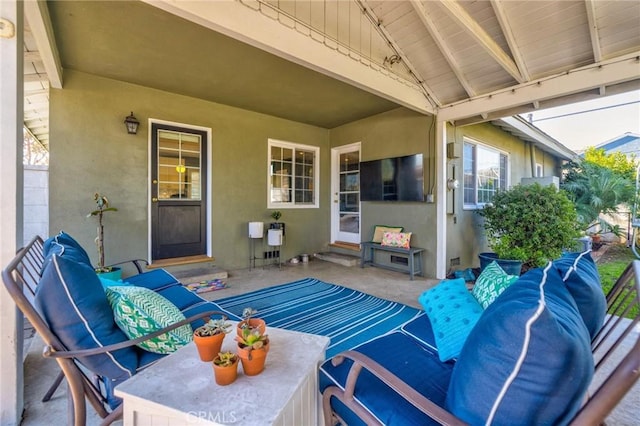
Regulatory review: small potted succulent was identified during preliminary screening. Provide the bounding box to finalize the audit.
[236,307,266,338]
[235,326,269,376]
[212,351,239,386]
[193,317,231,362]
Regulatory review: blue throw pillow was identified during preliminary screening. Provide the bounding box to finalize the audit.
[553,251,606,339]
[445,263,593,425]
[43,231,92,267]
[35,254,138,381]
[418,278,483,362]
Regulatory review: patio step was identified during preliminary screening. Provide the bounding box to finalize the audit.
[170,266,229,284]
[315,252,359,267]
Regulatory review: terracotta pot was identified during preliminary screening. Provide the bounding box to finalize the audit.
[212,356,239,386]
[236,318,266,338]
[193,332,225,362]
[237,340,269,376]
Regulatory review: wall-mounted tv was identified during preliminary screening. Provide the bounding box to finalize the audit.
[360,154,424,202]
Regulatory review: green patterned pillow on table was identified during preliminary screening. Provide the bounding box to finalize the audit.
[472,261,519,309]
[106,286,192,354]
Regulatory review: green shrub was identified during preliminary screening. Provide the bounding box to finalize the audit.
[478,183,580,269]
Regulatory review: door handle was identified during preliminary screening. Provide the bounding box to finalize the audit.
[152,197,158,203]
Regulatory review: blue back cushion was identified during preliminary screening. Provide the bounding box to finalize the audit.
[35,254,138,380]
[553,251,606,339]
[445,263,593,425]
[43,231,92,267]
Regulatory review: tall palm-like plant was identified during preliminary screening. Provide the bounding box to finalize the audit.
[562,162,635,236]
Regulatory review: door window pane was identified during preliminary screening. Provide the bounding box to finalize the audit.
[158,131,201,200]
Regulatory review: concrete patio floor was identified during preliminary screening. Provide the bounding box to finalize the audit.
[20,258,640,425]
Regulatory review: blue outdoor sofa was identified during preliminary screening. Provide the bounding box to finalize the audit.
[319,252,640,425]
[2,232,238,426]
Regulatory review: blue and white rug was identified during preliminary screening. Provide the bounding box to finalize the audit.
[215,277,421,358]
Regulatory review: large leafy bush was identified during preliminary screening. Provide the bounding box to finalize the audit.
[478,183,580,269]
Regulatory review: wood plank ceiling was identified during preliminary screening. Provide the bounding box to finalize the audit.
[24,0,640,149]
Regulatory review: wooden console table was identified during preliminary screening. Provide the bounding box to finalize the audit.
[360,242,425,280]
[115,323,329,425]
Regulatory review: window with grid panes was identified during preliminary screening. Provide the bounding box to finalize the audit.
[463,139,508,209]
[268,139,319,208]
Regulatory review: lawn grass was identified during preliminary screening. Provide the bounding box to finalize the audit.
[596,244,638,319]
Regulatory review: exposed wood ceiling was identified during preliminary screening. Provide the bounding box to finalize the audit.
[24,0,640,149]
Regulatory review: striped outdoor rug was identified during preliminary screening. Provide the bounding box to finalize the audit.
[215,277,421,358]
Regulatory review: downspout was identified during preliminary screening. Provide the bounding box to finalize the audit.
[529,142,537,177]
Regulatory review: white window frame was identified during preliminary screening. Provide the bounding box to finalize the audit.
[463,138,509,210]
[267,138,320,209]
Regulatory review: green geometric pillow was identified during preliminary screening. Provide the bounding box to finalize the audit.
[105,286,192,354]
[472,261,519,309]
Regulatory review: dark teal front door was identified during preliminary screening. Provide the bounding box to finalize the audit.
[151,123,207,260]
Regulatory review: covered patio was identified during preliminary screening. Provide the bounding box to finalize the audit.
[2,1,640,425]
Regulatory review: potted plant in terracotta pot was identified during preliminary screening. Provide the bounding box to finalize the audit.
[193,317,231,362]
[236,326,269,376]
[237,307,266,338]
[212,351,239,386]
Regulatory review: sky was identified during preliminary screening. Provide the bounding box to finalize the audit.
[522,90,640,152]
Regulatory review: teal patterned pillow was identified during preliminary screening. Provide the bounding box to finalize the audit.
[472,261,519,309]
[106,286,192,354]
[418,278,484,362]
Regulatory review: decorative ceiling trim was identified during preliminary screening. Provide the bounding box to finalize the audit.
[145,0,436,115]
[438,51,640,122]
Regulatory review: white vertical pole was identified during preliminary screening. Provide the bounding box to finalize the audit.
[0,0,24,424]
[435,118,447,279]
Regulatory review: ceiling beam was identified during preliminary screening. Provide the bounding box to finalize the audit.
[23,0,62,89]
[410,0,476,97]
[438,0,524,84]
[490,0,530,81]
[145,0,435,116]
[438,52,640,122]
[585,0,602,62]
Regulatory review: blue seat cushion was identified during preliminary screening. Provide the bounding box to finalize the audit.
[445,263,593,425]
[43,231,93,268]
[157,285,208,311]
[553,251,606,339]
[320,331,453,426]
[124,269,180,291]
[400,313,438,353]
[35,254,138,380]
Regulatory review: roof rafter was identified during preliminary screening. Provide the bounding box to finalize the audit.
[585,0,602,62]
[23,0,62,89]
[490,0,530,81]
[410,0,476,97]
[438,0,524,84]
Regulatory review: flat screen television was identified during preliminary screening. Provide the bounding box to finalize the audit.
[360,154,424,202]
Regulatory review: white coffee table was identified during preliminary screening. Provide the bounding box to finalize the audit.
[114,323,330,426]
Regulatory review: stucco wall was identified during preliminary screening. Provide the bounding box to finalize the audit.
[49,70,330,271]
[330,108,438,275]
[445,123,564,272]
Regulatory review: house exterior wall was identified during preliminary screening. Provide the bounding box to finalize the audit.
[49,70,330,271]
[330,108,437,275]
[445,122,564,272]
